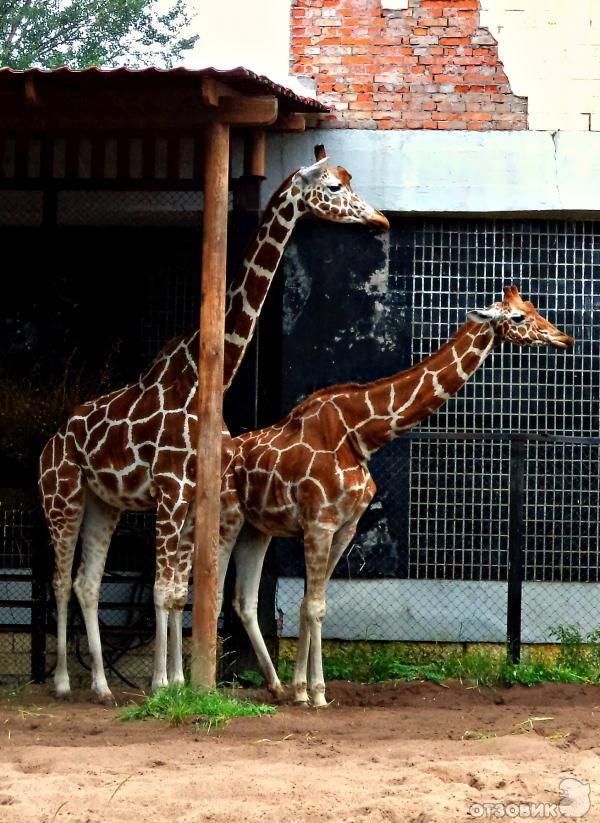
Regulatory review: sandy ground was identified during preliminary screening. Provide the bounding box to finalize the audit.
[1,681,600,822]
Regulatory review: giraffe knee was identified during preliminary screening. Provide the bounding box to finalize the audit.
[301,597,326,624]
[171,584,188,611]
[52,572,72,600]
[73,576,100,609]
[233,596,257,626]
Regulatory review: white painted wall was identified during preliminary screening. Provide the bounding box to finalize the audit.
[481,0,600,131]
[264,129,600,213]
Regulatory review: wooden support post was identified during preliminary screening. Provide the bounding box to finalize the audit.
[191,120,230,690]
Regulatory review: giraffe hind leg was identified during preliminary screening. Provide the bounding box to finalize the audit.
[39,443,86,700]
[232,525,284,701]
[73,492,121,703]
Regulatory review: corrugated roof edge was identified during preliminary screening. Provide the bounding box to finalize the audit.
[0,64,329,112]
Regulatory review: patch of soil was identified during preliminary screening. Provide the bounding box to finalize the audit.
[1,681,599,822]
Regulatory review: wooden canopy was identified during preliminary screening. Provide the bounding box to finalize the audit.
[0,65,326,689]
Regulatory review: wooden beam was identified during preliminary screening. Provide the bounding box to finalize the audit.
[201,77,219,107]
[266,113,306,132]
[243,130,266,177]
[191,119,230,691]
[0,93,278,131]
[218,96,278,125]
[201,77,242,107]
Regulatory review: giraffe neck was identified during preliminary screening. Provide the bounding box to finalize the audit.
[222,175,301,389]
[340,321,497,457]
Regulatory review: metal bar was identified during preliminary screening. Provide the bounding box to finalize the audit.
[191,120,230,690]
[403,431,600,445]
[507,437,526,663]
[30,519,48,683]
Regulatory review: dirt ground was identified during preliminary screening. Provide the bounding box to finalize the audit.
[1,681,600,823]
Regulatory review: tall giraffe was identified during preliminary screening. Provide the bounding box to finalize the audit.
[38,146,389,702]
[217,287,574,705]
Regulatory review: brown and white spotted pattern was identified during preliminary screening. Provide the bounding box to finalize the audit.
[216,286,574,706]
[38,146,389,702]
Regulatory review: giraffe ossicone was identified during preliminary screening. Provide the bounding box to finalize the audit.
[38,146,389,702]
[216,286,574,706]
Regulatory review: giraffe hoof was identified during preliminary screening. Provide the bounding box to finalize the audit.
[268,686,287,704]
[292,699,310,709]
[55,689,74,702]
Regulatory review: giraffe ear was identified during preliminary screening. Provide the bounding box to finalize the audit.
[467,307,502,323]
[296,156,328,184]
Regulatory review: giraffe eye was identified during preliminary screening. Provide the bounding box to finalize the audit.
[512,313,525,323]
[328,184,342,192]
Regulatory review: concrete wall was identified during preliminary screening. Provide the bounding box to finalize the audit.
[278,579,600,642]
[264,128,600,213]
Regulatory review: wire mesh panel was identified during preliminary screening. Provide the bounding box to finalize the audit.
[524,441,600,584]
[408,438,510,581]
[411,219,597,437]
[0,506,36,685]
[279,216,600,645]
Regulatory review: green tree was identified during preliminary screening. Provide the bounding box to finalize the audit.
[0,0,198,69]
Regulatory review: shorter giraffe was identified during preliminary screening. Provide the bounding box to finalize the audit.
[216,286,574,705]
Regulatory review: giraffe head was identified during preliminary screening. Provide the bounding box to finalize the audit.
[292,144,390,230]
[468,286,575,349]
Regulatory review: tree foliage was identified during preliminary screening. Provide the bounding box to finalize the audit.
[0,0,198,69]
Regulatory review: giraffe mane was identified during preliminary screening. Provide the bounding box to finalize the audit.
[284,321,482,420]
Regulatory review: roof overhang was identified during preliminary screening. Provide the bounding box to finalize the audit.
[0,65,328,132]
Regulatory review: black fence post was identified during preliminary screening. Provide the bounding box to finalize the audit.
[30,517,49,683]
[507,436,526,664]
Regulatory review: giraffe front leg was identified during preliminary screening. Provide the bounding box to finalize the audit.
[294,526,333,707]
[167,503,196,687]
[152,577,170,691]
[292,613,311,705]
[153,491,191,692]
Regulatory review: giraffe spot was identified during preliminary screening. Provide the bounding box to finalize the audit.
[253,240,280,273]
[107,388,136,421]
[279,202,294,222]
[461,352,481,373]
[269,217,288,245]
[231,308,253,342]
[162,380,188,411]
[290,185,300,197]
[131,413,162,447]
[245,270,271,313]
[309,452,342,500]
[97,471,119,495]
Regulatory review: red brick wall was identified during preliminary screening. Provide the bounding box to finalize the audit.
[290,0,527,130]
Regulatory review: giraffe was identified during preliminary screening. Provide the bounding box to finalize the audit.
[38,146,389,702]
[216,286,575,706]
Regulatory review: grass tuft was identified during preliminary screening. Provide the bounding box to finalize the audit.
[120,684,276,728]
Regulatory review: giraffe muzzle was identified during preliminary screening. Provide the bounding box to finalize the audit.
[551,333,576,349]
[367,210,390,231]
